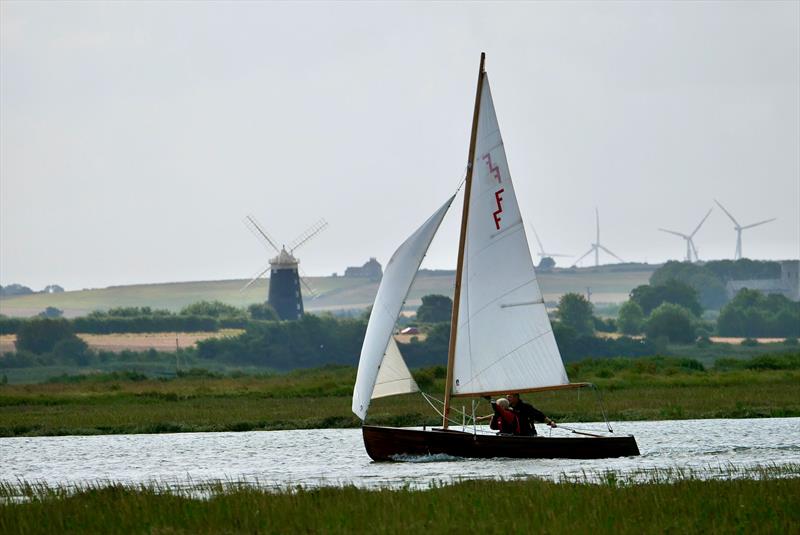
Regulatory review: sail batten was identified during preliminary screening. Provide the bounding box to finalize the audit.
[459,277,540,320]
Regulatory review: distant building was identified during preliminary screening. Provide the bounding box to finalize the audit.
[43,285,64,294]
[345,258,383,281]
[726,260,800,301]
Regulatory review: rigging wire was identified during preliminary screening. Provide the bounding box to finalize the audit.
[422,391,617,437]
[591,383,614,433]
[421,392,496,434]
[454,166,468,194]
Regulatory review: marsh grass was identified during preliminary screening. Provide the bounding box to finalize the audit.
[1,465,798,534]
[0,357,798,437]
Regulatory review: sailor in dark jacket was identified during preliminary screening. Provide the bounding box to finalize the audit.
[507,393,556,436]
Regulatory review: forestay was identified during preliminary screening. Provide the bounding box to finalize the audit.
[352,196,455,420]
[452,76,569,396]
[372,337,419,399]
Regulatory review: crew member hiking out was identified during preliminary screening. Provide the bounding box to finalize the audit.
[507,393,556,436]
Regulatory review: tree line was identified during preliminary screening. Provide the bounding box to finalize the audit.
[2,268,798,374]
[0,302,280,336]
[647,259,782,310]
[2,295,657,372]
[619,290,798,342]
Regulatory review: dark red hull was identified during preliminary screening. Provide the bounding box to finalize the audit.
[362,425,640,461]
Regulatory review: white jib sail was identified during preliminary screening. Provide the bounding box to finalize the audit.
[452,76,569,396]
[372,337,419,399]
[352,195,455,420]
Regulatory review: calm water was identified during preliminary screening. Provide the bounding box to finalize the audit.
[1,418,798,489]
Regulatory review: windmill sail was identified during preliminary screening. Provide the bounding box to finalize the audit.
[352,195,455,420]
[451,76,568,397]
[372,337,419,399]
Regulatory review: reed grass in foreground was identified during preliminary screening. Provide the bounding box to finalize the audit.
[1,468,798,534]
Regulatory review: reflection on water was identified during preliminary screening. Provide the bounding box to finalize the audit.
[0,418,798,489]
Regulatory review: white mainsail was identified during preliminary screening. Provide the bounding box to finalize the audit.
[352,196,455,420]
[451,76,569,396]
[372,337,419,399]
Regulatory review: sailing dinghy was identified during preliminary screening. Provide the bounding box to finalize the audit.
[352,54,639,461]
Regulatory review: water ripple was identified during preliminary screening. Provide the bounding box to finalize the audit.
[0,417,798,489]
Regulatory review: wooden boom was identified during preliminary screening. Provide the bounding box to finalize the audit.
[449,382,593,398]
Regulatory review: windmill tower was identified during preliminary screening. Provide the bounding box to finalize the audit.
[658,208,713,262]
[714,200,776,260]
[243,216,328,320]
[573,208,624,267]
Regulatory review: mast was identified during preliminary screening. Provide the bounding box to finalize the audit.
[442,52,485,428]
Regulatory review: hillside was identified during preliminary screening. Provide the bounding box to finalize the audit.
[0,264,657,318]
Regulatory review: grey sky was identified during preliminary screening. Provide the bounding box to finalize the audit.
[2,1,798,291]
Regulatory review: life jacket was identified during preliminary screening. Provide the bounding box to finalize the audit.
[489,407,520,435]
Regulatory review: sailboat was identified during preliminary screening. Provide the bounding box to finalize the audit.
[352,54,640,461]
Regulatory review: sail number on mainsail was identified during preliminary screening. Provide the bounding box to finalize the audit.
[483,153,506,230]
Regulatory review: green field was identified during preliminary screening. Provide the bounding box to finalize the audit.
[1,356,797,437]
[1,467,797,534]
[0,265,656,317]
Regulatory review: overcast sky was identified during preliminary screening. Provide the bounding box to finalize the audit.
[2,1,798,291]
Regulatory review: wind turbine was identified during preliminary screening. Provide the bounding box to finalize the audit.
[573,208,624,267]
[658,208,713,263]
[529,223,571,260]
[714,200,776,260]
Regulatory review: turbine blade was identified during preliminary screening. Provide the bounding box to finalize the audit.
[240,265,270,292]
[543,252,572,257]
[689,208,713,237]
[658,228,689,238]
[573,247,595,266]
[244,215,281,253]
[741,218,776,230]
[598,244,624,263]
[529,223,546,255]
[714,199,740,227]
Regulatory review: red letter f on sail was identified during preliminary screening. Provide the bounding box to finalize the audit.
[493,188,505,229]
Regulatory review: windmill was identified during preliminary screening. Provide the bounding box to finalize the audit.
[573,208,624,267]
[714,200,776,260]
[529,223,571,261]
[242,215,328,320]
[658,208,713,263]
